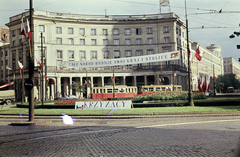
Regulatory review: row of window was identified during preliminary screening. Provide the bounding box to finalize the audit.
[55,38,156,45]
[0,51,8,57]
[1,60,8,66]
[40,25,174,35]
[56,49,156,60]
[56,27,155,35]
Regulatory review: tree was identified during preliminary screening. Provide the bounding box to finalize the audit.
[216,73,240,92]
[70,81,86,98]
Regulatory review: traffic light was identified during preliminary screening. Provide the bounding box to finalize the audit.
[237,45,240,49]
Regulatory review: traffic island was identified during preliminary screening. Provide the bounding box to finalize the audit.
[10,120,52,126]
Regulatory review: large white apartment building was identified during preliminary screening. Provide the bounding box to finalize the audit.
[223,57,240,79]
[1,10,223,100]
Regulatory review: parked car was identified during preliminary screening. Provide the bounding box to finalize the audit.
[59,95,78,100]
[227,87,234,93]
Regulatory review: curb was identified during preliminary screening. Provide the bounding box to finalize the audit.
[1,113,240,120]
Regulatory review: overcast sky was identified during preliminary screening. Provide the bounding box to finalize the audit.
[0,0,240,61]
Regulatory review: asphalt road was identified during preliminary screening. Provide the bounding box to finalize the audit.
[1,116,240,156]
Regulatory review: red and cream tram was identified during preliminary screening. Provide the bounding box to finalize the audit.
[91,85,138,99]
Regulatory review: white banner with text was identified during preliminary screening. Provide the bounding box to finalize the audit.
[75,100,132,110]
[58,51,179,69]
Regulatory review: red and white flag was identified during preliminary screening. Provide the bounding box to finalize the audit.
[198,76,211,94]
[195,46,203,61]
[26,19,32,40]
[173,73,176,78]
[35,57,42,69]
[18,61,23,72]
[88,80,91,84]
[0,82,14,89]
[20,17,26,36]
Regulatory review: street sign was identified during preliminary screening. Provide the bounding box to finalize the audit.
[24,79,33,90]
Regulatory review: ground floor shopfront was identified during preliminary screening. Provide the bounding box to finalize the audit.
[14,70,188,101]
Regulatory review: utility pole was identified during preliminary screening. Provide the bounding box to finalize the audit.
[29,0,34,121]
[213,64,216,96]
[113,67,115,99]
[45,54,47,101]
[21,32,24,104]
[41,32,44,106]
[185,0,194,106]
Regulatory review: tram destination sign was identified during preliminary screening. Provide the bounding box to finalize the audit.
[75,100,132,110]
[58,51,179,69]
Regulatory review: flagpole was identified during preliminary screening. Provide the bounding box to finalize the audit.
[185,0,194,106]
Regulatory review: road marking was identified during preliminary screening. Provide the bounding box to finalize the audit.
[136,119,240,128]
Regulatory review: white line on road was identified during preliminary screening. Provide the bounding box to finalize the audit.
[136,119,240,128]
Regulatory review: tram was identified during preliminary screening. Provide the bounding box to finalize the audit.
[140,84,182,94]
[91,85,138,99]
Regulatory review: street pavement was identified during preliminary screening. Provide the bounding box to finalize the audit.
[1,116,240,156]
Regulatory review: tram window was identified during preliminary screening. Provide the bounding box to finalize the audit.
[100,89,102,93]
[115,88,118,93]
[162,87,165,91]
[144,88,148,92]
[134,88,136,92]
[119,88,124,92]
[177,87,181,91]
[96,89,98,93]
[107,89,112,93]
[149,87,153,91]
[129,88,131,92]
[93,89,95,93]
[156,87,160,91]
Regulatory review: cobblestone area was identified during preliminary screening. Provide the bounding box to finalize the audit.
[1,117,240,156]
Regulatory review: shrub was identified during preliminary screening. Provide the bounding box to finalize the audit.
[133,91,206,101]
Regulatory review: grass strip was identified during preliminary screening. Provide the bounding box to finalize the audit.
[1,106,240,115]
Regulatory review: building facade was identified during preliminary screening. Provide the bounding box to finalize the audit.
[1,10,223,100]
[223,57,240,79]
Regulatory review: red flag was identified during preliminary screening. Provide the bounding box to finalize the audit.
[18,61,23,72]
[21,17,26,36]
[111,76,114,81]
[26,19,32,40]
[188,48,190,56]
[195,46,202,61]
[202,76,207,93]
